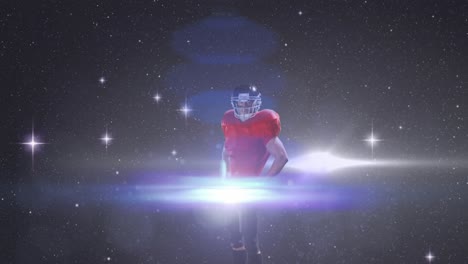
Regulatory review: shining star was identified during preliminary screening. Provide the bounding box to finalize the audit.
[425,251,435,262]
[99,77,106,84]
[153,93,162,102]
[363,124,382,158]
[22,134,45,154]
[178,103,192,118]
[365,133,380,145]
[171,150,177,156]
[20,126,45,168]
[100,131,113,148]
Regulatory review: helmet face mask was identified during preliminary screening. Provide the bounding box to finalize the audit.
[231,92,262,122]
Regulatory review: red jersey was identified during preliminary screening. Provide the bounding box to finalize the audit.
[221,109,281,177]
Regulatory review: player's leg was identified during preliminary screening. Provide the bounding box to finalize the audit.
[241,207,263,264]
[229,209,246,264]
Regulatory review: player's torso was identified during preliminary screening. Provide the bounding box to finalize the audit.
[222,110,272,176]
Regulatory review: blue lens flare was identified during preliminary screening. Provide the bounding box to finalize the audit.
[30,175,366,211]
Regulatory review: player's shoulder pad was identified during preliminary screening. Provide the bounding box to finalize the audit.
[257,109,280,121]
[221,109,235,124]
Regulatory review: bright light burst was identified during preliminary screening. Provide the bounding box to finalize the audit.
[136,177,302,205]
[364,124,382,158]
[20,126,45,168]
[364,134,380,145]
[178,99,192,119]
[153,93,161,102]
[288,152,376,173]
[100,131,113,149]
[189,187,269,204]
[22,134,44,153]
[179,104,192,117]
[425,251,435,262]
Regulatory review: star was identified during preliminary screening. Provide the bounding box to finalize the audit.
[298,10,303,15]
[20,126,45,168]
[178,99,192,119]
[99,77,106,84]
[100,131,113,149]
[22,134,44,153]
[363,123,381,158]
[75,203,79,208]
[365,133,380,145]
[180,105,191,115]
[171,150,177,156]
[425,251,435,262]
[153,93,162,102]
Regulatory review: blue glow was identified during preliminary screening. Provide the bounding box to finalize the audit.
[171,16,279,64]
[16,174,371,212]
[129,176,358,208]
[164,63,286,95]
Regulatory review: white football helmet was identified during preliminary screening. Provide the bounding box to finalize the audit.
[231,85,262,122]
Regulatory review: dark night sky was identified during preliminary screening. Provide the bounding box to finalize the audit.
[2,1,468,263]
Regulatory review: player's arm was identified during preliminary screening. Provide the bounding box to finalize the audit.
[265,137,288,177]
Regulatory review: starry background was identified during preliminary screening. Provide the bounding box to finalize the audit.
[2,0,468,263]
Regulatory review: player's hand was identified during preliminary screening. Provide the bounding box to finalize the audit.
[220,160,229,179]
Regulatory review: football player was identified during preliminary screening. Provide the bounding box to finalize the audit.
[221,84,289,264]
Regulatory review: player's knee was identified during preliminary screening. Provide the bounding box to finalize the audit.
[231,241,245,251]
